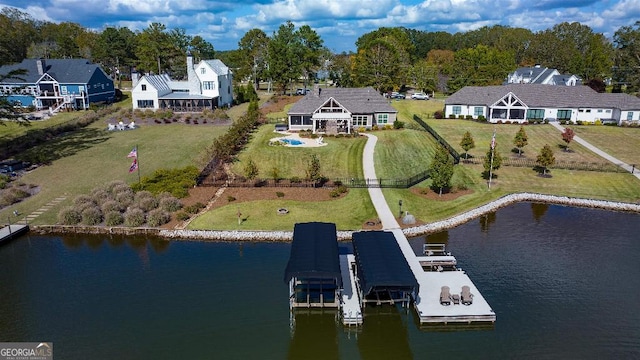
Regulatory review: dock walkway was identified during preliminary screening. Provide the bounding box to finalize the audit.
[0,224,29,245]
[361,134,495,324]
[339,254,363,325]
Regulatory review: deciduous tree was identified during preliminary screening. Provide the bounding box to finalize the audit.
[237,29,269,91]
[536,144,555,176]
[483,144,503,179]
[513,126,528,156]
[562,127,575,151]
[460,131,475,159]
[429,145,454,196]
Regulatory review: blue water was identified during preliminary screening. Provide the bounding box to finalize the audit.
[281,138,304,145]
[1,203,639,359]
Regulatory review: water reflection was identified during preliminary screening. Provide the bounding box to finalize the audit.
[530,202,550,223]
[426,230,449,245]
[357,306,412,360]
[287,310,339,360]
[479,211,496,233]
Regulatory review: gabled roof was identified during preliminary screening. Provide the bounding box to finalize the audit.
[202,60,230,76]
[352,231,418,296]
[140,74,172,93]
[289,87,397,115]
[0,58,108,84]
[283,222,342,286]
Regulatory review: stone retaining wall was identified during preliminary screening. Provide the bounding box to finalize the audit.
[33,193,640,242]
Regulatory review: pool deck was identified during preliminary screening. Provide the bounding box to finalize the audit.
[339,254,363,326]
[272,131,328,147]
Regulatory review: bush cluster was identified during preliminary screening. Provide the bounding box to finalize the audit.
[329,185,348,198]
[56,180,184,227]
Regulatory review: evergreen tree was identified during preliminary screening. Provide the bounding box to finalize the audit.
[305,154,322,182]
[429,145,454,196]
[513,126,528,156]
[460,131,475,159]
[243,159,259,180]
[536,144,556,176]
[483,145,503,179]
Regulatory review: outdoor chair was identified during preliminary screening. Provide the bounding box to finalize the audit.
[440,286,451,305]
[461,285,473,305]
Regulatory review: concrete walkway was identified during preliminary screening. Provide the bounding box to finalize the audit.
[362,134,401,230]
[549,122,640,180]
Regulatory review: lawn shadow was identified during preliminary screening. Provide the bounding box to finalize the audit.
[18,127,111,165]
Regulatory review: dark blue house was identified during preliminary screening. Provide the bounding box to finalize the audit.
[0,58,115,111]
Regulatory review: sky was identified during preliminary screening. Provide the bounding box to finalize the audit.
[1,0,639,53]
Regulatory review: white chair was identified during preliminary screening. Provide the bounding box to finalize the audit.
[316,136,324,144]
[117,121,125,131]
[128,121,136,129]
[107,124,116,131]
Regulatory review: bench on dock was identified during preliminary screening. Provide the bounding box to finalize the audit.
[461,285,473,305]
[440,286,451,305]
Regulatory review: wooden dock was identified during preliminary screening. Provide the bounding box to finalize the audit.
[0,224,29,245]
[339,254,363,326]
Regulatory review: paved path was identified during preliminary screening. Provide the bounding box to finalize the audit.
[362,134,400,230]
[549,122,640,180]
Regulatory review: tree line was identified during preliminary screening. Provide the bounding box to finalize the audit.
[1,6,639,94]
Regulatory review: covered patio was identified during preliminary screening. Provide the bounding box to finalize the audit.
[158,93,216,112]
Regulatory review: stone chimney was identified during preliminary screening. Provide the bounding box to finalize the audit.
[36,59,46,75]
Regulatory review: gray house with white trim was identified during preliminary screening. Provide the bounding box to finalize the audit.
[506,65,581,86]
[287,87,397,134]
[445,84,640,125]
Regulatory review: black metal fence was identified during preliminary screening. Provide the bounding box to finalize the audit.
[461,156,627,173]
[413,115,461,164]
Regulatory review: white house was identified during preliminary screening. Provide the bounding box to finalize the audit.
[287,87,397,134]
[444,84,640,125]
[131,53,233,111]
[506,65,581,86]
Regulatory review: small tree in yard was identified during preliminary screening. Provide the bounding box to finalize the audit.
[562,128,575,151]
[243,158,259,180]
[429,145,455,196]
[306,154,322,182]
[536,144,556,176]
[513,126,528,156]
[483,145,503,179]
[460,131,475,159]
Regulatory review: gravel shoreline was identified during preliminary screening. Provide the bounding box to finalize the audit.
[32,193,639,241]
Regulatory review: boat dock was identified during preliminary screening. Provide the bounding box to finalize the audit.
[0,224,29,245]
[339,254,363,326]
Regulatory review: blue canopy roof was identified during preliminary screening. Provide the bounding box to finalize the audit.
[352,231,418,296]
[283,222,342,286]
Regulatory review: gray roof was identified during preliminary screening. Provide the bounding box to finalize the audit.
[0,58,107,84]
[159,92,213,100]
[143,74,172,93]
[288,87,397,115]
[203,60,229,76]
[445,84,640,110]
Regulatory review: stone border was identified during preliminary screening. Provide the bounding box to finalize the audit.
[32,193,640,242]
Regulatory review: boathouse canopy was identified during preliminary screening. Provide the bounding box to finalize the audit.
[284,222,342,287]
[352,231,418,296]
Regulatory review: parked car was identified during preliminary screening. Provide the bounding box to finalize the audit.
[390,91,405,99]
[295,88,310,95]
[411,92,429,100]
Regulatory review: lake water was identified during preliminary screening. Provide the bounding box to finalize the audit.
[1,203,639,359]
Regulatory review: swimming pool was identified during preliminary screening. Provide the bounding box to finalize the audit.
[280,138,304,145]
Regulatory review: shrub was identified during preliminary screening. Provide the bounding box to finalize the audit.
[434,110,444,119]
[227,195,236,202]
[124,207,145,227]
[465,115,473,120]
[185,202,205,214]
[58,207,82,225]
[477,115,486,122]
[135,196,159,212]
[594,119,603,126]
[176,212,190,221]
[393,121,405,129]
[159,196,182,212]
[90,188,112,205]
[276,191,285,198]
[358,127,366,132]
[115,191,134,209]
[81,206,102,225]
[147,209,170,227]
[448,114,456,119]
[104,211,124,226]
[372,125,379,131]
[384,124,393,130]
[74,194,95,207]
[101,200,121,213]
[290,176,302,183]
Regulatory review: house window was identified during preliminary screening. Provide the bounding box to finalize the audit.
[474,107,483,116]
[203,81,215,90]
[79,86,85,92]
[60,86,67,95]
[627,112,634,121]
[290,116,302,125]
[452,106,461,115]
[302,116,312,125]
[352,115,368,126]
[605,109,611,113]
[527,109,545,120]
[141,84,147,91]
[377,114,389,124]
[201,68,206,74]
[557,110,572,120]
[597,109,603,113]
[137,100,154,108]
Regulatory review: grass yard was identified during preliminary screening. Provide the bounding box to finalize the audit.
[188,188,377,231]
[232,124,366,179]
[372,129,440,179]
[0,120,230,225]
[570,125,640,166]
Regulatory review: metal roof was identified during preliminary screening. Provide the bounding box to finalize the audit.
[283,222,342,286]
[352,231,418,296]
[445,84,640,110]
[0,58,107,84]
[288,87,397,115]
[203,60,230,76]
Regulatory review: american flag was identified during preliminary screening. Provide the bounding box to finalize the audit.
[129,158,138,173]
[491,130,496,150]
[127,146,137,158]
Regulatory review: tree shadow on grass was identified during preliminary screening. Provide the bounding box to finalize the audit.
[17,127,111,165]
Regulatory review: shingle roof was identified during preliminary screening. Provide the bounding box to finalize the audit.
[288,87,397,114]
[445,84,640,110]
[0,58,106,84]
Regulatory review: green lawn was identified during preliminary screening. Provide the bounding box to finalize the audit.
[188,188,377,231]
[372,129,439,179]
[232,124,366,179]
[1,120,230,225]
[570,125,640,166]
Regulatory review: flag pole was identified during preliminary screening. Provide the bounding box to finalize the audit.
[136,144,141,185]
[488,129,495,190]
